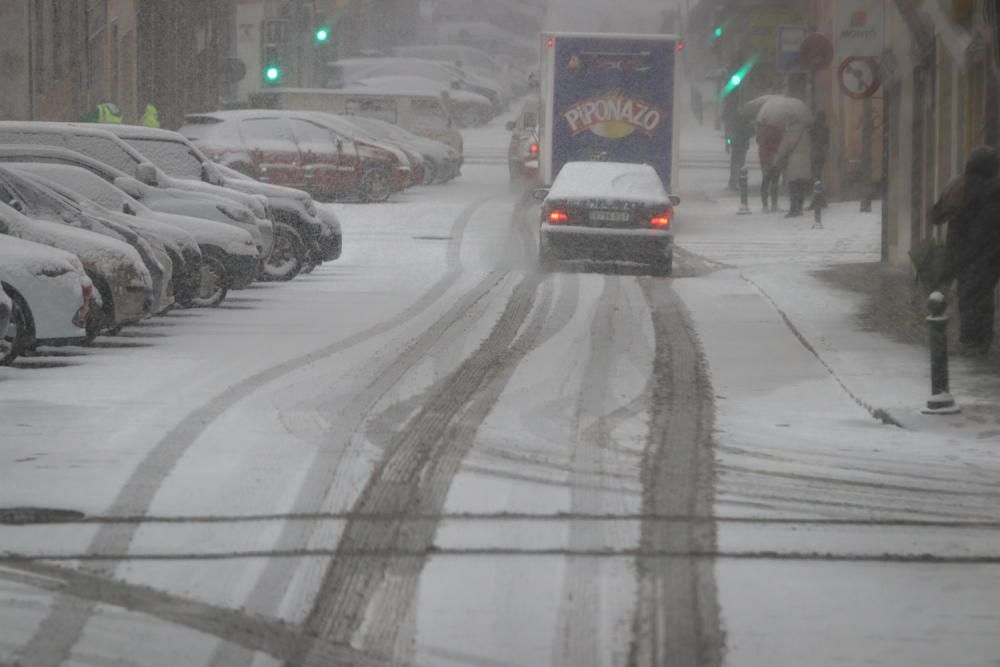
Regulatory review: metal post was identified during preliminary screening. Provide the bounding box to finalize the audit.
[860,96,874,212]
[922,291,960,414]
[737,166,751,215]
[305,166,314,195]
[811,179,825,228]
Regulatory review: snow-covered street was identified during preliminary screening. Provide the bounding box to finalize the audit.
[2,111,1000,667]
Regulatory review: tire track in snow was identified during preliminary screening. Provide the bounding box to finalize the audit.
[287,274,547,667]
[14,193,502,667]
[208,193,536,667]
[352,268,582,663]
[0,562,388,667]
[553,276,624,667]
[628,281,722,667]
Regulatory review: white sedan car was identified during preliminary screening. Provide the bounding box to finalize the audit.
[536,161,678,276]
[1,234,92,364]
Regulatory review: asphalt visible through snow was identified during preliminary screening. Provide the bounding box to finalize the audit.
[0,134,726,666]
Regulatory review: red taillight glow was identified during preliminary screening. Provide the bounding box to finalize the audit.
[74,284,92,327]
[530,143,538,154]
[548,210,569,223]
[650,212,671,228]
[546,37,554,48]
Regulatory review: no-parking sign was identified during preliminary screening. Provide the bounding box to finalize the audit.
[838,57,881,99]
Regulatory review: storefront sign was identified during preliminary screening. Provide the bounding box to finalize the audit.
[835,0,885,59]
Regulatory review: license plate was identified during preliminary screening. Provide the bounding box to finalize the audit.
[589,210,631,223]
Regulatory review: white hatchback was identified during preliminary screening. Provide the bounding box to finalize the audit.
[1,234,92,364]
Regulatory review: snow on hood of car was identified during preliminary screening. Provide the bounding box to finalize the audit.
[0,228,88,281]
[547,162,669,205]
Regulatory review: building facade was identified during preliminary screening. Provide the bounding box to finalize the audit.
[0,0,235,128]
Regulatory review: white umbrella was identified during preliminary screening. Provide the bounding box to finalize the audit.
[739,94,782,119]
[755,95,811,125]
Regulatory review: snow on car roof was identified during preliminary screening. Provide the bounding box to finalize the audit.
[547,162,669,204]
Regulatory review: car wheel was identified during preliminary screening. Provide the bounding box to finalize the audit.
[1,290,30,366]
[190,254,230,308]
[260,224,304,282]
[84,276,114,342]
[422,161,437,185]
[360,168,392,203]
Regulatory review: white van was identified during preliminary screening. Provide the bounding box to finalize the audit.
[250,88,464,155]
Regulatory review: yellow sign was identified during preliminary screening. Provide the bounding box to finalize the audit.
[746,7,802,55]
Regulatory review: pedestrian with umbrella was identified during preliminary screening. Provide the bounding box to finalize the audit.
[749,95,812,212]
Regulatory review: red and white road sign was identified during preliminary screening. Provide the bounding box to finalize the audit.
[799,33,834,71]
[837,56,881,99]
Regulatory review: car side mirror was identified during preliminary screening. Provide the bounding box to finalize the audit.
[531,187,549,202]
[136,162,158,186]
[506,121,516,131]
[114,176,143,198]
[669,195,681,206]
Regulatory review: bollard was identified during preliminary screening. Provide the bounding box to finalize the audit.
[259,166,270,184]
[811,179,825,229]
[922,291,961,414]
[737,166,751,215]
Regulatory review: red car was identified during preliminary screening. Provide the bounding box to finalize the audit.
[180,110,410,203]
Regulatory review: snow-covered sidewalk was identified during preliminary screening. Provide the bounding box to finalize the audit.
[674,166,1000,665]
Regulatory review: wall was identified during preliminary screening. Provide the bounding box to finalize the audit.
[0,1,32,120]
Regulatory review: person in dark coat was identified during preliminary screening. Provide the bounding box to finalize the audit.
[932,145,1000,355]
[810,110,830,181]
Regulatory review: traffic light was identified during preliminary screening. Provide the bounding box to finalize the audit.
[263,44,283,85]
[710,20,727,45]
[719,54,758,100]
[314,26,330,43]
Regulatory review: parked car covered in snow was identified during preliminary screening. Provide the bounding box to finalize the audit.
[0,122,274,262]
[0,166,173,316]
[327,57,505,115]
[213,162,341,266]
[180,109,408,203]
[0,193,152,336]
[100,124,326,281]
[10,164,202,307]
[1,232,92,364]
[250,87,464,154]
[337,114,462,184]
[0,145,261,292]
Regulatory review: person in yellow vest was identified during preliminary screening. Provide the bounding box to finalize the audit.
[140,104,160,128]
[80,102,123,124]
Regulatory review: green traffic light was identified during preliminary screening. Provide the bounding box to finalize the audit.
[714,26,723,38]
[315,27,330,43]
[719,54,758,101]
[265,66,281,82]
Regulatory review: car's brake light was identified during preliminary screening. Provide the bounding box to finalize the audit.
[548,209,569,223]
[73,284,92,328]
[650,212,671,228]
